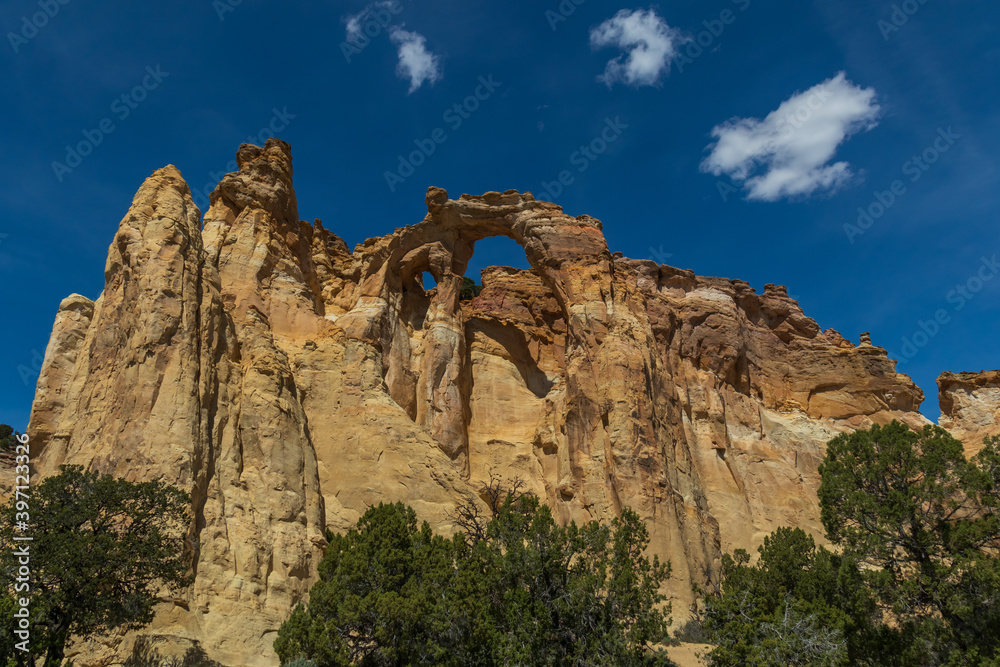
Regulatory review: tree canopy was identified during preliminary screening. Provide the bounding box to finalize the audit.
[275,486,674,666]
[459,277,483,301]
[819,425,1000,663]
[704,424,1000,666]
[0,425,19,453]
[0,465,193,666]
[703,527,886,666]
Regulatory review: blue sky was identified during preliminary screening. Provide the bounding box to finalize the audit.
[1,0,998,430]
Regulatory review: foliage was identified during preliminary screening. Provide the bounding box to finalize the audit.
[0,592,27,667]
[0,425,19,453]
[470,493,672,665]
[820,426,1000,663]
[274,502,461,666]
[703,527,879,666]
[0,465,192,666]
[459,276,483,301]
[705,425,1000,666]
[450,470,523,543]
[123,636,224,667]
[275,482,674,666]
[672,617,710,644]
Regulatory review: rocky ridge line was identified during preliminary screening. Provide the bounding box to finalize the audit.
[24,139,996,666]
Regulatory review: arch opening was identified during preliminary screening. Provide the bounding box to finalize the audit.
[419,271,437,291]
[464,235,532,287]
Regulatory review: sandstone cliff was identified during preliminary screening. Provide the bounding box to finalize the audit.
[939,370,1000,456]
[24,139,997,666]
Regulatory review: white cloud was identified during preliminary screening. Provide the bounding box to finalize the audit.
[590,9,685,87]
[344,2,397,44]
[389,27,442,93]
[345,14,363,43]
[701,72,881,201]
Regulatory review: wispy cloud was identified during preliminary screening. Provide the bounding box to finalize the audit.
[701,72,881,201]
[345,14,364,43]
[590,9,685,87]
[389,27,442,93]
[344,2,398,43]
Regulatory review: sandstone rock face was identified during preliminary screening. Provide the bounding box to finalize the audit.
[27,162,328,666]
[26,139,958,666]
[939,370,1000,456]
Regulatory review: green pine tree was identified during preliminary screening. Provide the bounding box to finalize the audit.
[276,488,675,666]
[0,465,193,666]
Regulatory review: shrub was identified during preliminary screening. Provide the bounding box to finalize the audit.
[276,487,674,666]
[0,466,191,665]
[459,277,482,300]
[705,426,1000,666]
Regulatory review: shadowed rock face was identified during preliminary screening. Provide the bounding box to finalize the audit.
[25,139,994,666]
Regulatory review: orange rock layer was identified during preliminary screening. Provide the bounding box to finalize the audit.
[25,139,995,666]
